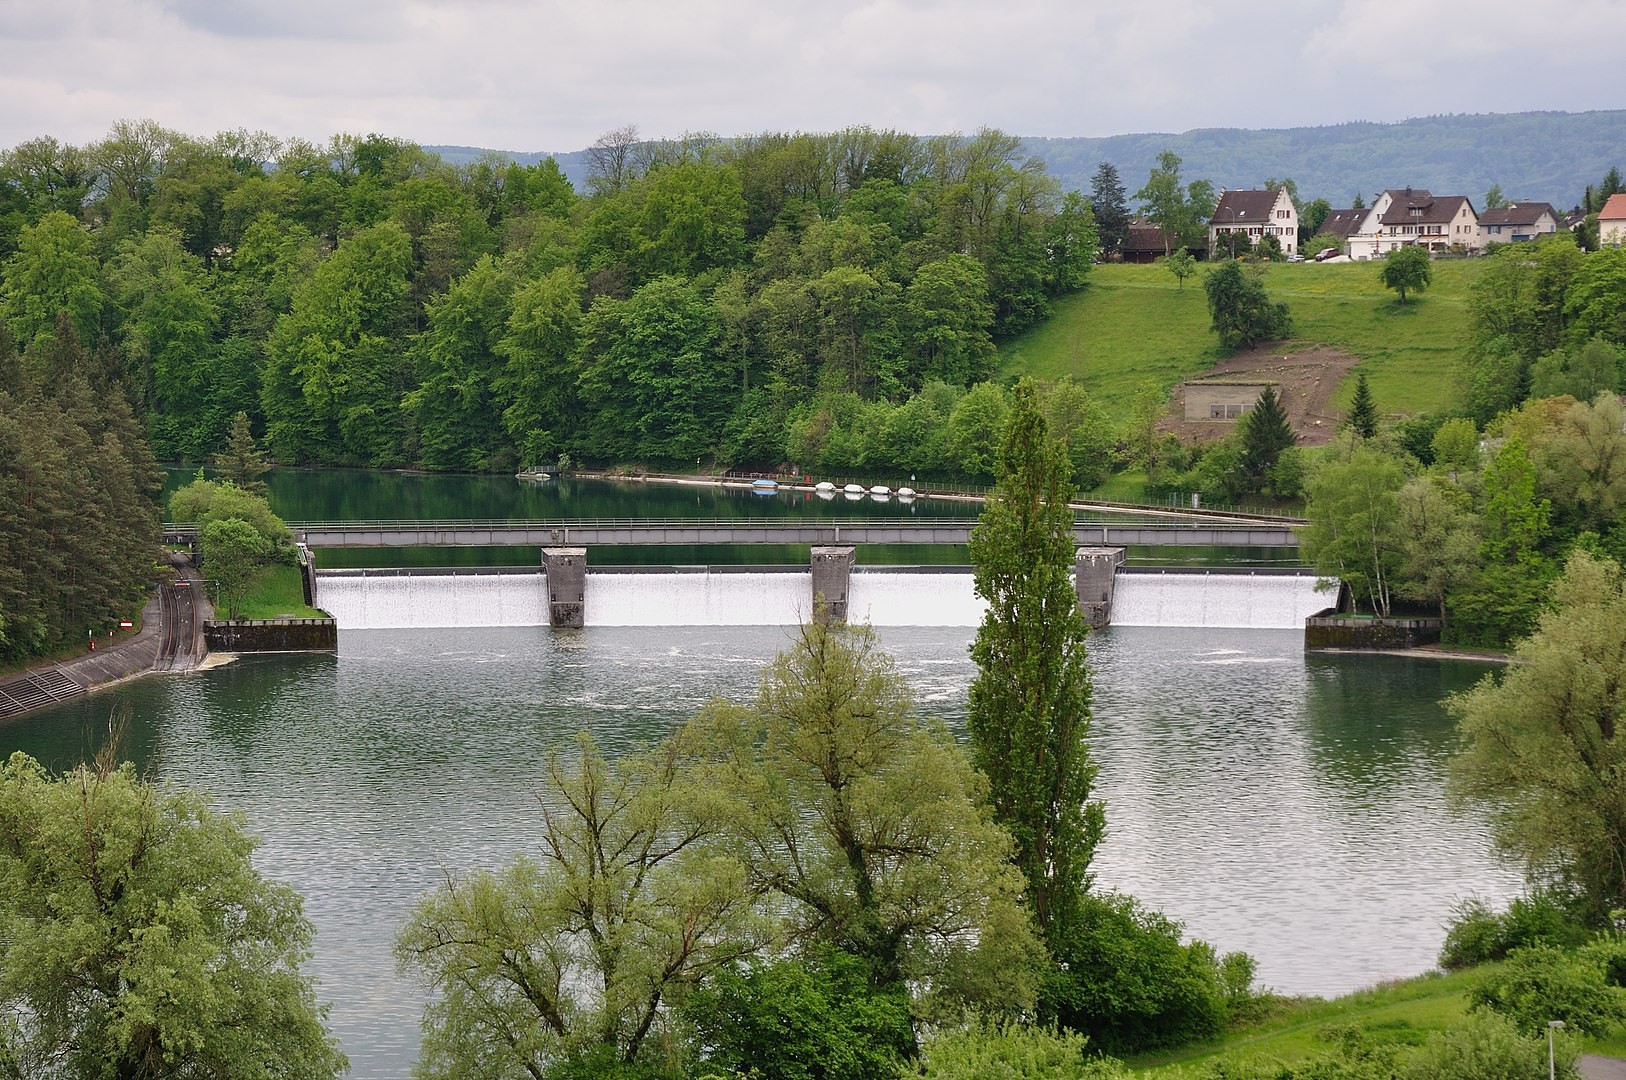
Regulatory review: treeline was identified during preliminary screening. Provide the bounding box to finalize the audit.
[0,322,161,662]
[1296,235,1626,646]
[0,121,1098,473]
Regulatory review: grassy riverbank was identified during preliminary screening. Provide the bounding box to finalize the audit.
[227,563,325,621]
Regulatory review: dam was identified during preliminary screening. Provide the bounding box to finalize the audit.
[315,564,1335,631]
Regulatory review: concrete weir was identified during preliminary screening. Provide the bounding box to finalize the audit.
[540,547,586,628]
[1075,547,1126,629]
[810,546,856,624]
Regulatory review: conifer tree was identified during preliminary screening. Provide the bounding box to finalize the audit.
[217,410,271,496]
[967,381,1104,942]
[1238,384,1296,493]
[1089,162,1129,259]
[1346,371,1378,438]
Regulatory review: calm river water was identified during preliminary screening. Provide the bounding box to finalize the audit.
[0,472,1520,1078]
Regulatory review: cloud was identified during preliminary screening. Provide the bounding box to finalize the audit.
[2,0,1624,153]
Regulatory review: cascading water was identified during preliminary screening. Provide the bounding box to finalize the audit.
[1111,570,1333,629]
[316,567,1334,630]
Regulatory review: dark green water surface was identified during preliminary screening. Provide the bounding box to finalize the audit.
[3,469,1499,1077]
[3,626,1515,1078]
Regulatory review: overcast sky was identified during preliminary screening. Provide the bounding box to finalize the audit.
[4,0,1623,154]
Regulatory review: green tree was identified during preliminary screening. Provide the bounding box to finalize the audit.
[1300,440,1409,616]
[967,381,1104,941]
[492,265,584,468]
[169,477,291,555]
[396,730,762,1075]
[1089,162,1129,259]
[1159,249,1196,290]
[1134,151,1210,257]
[0,750,346,1078]
[947,381,1009,479]
[200,515,272,619]
[261,222,414,464]
[1345,371,1378,438]
[1483,184,1507,211]
[0,210,104,350]
[1203,260,1290,351]
[1449,550,1626,918]
[697,621,1044,1025]
[216,410,271,495]
[576,275,731,462]
[902,254,995,387]
[1381,245,1432,305]
[1393,477,1480,621]
[681,948,915,1080]
[1237,384,1295,495]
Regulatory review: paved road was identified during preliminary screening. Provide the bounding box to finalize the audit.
[0,551,209,721]
[1582,1055,1626,1080]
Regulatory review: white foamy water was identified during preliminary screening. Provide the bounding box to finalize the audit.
[317,569,1332,630]
[1111,572,1334,629]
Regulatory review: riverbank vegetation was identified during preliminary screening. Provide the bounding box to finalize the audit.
[169,469,302,619]
[0,323,161,665]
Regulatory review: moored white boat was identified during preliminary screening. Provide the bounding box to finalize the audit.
[843,483,864,494]
[814,481,836,492]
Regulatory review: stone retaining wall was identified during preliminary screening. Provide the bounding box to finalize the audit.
[1304,611,1442,650]
[205,618,337,652]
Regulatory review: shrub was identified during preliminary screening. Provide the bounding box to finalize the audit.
[917,1021,1106,1079]
[681,948,914,1080]
[1468,943,1626,1036]
[1439,892,1589,970]
[1399,1010,1576,1080]
[1042,892,1228,1055]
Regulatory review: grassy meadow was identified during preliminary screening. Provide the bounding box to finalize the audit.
[1000,260,1483,421]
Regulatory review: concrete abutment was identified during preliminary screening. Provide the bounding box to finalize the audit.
[541,548,587,629]
[1075,547,1126,629]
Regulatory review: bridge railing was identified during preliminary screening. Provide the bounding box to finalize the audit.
[165,515,1305,533]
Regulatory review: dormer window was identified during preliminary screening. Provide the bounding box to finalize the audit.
[1409,208,1423,217]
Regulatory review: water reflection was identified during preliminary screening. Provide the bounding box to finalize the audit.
[0,625,1520,1079]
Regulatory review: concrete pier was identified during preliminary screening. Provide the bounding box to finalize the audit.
[541,548,587,628]
[810,546,856,624]
[1075,548,1126,629]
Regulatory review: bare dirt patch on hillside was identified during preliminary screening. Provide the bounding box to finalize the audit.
[1163,344,1361,447]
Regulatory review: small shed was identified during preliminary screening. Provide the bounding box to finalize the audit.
[1183,380,1273,421]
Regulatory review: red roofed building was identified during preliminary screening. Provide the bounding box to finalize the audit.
[1208,187,1298,256]
[1601,193,1626,247]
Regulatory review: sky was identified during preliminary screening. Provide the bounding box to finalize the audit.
[3,0,1624,154]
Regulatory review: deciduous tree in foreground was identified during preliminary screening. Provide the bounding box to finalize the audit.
[0,750,346,1079]
[1449,550,1626,922]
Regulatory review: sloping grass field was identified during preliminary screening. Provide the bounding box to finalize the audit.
[1000,260,1483,421]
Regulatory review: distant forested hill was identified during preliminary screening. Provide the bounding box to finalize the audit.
[435,109,1626,208]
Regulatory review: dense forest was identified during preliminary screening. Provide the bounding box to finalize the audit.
[0,323,162,662]
[0,121,1099,476]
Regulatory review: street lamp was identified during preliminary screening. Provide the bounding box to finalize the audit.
[1548,1019,1564,1080]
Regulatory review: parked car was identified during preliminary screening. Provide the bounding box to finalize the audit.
[1287,254,1306,262]
[1314,247,1342,262]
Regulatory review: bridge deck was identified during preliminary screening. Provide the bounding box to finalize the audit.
[166,518,1301,548]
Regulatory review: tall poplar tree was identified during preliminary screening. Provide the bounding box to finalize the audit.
[966,381,1104,941]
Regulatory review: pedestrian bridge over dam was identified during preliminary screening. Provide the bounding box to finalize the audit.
[165,518,1314,631]
[164,518,1303,549]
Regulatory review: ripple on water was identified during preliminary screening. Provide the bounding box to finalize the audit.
[0,624,1520,1078]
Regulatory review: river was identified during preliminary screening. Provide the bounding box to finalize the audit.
[0,470,1519,1078]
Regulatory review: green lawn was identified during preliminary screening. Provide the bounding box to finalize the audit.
[1000,260,1483,422]
[226,562,325,620]
[1129,970,1481,1075]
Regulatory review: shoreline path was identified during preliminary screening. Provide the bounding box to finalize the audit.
[0,551,209,721]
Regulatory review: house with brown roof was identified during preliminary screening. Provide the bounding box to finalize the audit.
[1478,202,1559,244]
[1374,189,1480,255]
[1122,216,1180,263]
[1601,193,1626,247]
[1208,187,1298,256]
[1314,208,1366,254]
